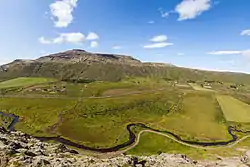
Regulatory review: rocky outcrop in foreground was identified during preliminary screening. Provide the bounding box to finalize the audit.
[0,127,249,167]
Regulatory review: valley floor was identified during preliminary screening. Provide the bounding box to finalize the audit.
[1,77,250,160]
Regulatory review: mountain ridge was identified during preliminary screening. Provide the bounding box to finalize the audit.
[0,49,250,84]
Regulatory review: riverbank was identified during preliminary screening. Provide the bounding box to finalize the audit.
[1,112,250,154]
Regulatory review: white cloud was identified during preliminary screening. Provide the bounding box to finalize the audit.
[50,0,78,28]
[144,34,173,49]
[207,50,250,59]
[241,29,250,36]
[39,37,52,44]
[242,50,250,59]
[90,41,98,48]
[113,46,122,50]
[56,32,84,44]
[143,42,173,49]
[39,32,84,44]
[159,8,170,18]
[148,21,155,24]
[175,0,212,21]
[86,32,99,40]
[207,51,242,55]
[150,35,168,42]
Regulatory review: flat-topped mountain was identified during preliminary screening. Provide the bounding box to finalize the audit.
[1,49,250,83]
[36,49,142,65]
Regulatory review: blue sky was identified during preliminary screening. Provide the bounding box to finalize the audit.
[0,0,250,73]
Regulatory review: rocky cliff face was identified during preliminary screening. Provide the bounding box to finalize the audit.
[0,127,250,167]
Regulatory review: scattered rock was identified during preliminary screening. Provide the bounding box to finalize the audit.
[0,127,7,133]
[69,149,79,154]
[217,156,223,161]
[34,158,50,166]
[25,151,37,157]
[55,144,68,153]
[241,155,248,164]
[9,142,23,150]
[0,155,9,167]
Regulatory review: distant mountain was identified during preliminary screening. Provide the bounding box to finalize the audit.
[0,49,250,83]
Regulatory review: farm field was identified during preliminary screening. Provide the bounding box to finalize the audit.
[0,77,56,89]
[156,92,230,141]
[216,95,250,122]
[3,77,170,98]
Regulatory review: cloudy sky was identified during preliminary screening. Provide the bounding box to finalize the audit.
[0,0,250,73]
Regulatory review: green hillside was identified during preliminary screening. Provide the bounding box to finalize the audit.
[1,50,250,84]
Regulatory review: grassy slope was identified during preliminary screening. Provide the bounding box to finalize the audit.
[0,77,56,89]
[2,60,250,84]
[217,95,250,122]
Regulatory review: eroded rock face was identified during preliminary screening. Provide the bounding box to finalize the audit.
[0,128,249,167]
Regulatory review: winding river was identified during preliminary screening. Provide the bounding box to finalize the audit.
[0,112,249,153]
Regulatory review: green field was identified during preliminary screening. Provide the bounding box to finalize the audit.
[0,77,56,89]
[0,98,75,136]
[217,95,250,122]
[10,77,169,98]
[127,132,250,160]
[81,77,170,97]
[0,76,250,159]
[127,133,202,157]
[58,89,180,147]
[153,92,230,141]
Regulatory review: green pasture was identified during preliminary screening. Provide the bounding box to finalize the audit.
[17,77,171,98]
[127,132,250,160]
[58,89,181,148]
[81,77,170,97]
[216,95,250,123]
[127,132,205,158]
[0,77,56,89]
[0,98,76,136]
[157,92,230,141]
